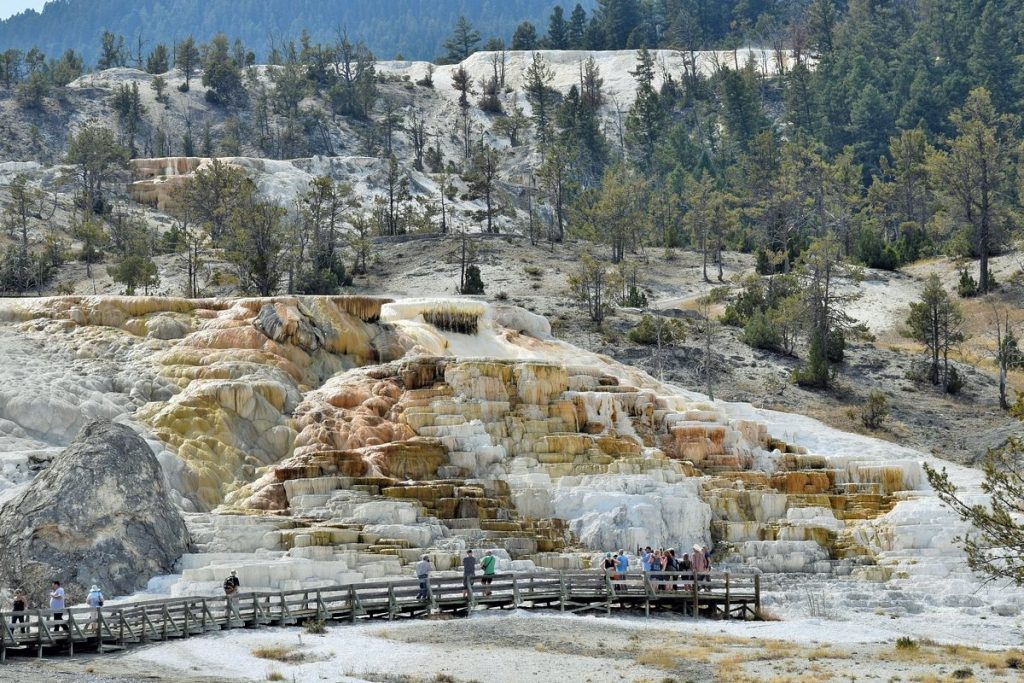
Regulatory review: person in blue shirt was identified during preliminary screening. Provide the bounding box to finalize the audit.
[615,550,629,573]
[640,546,652,572]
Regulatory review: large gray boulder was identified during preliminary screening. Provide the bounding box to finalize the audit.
[0,420,191,601]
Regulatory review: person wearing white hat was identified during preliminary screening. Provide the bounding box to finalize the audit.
[86,585,104,608]
[85,584,105,633]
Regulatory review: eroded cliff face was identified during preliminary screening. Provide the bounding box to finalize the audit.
[0,295,936,598]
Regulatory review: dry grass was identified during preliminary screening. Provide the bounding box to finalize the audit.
[251,645,306,663]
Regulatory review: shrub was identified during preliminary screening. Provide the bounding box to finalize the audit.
[461,264,485,295]
[627,315,685,345]
[895,636,918,650]
[494,290,509,301]
[304,619,326,634]
[1006,655,1022,669]
[957,268,978,298]
[524,265,543,278]
[944,366,963,395]
[619,283,648,308]
[741,310,783,352]
[854,228,901,271]
[827,329,845,362]
[951,668,973,679]
[861,391,890,429]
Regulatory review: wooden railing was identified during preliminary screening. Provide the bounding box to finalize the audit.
[0,570,759,661]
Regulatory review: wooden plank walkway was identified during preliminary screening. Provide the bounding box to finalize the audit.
[0,570,760,661]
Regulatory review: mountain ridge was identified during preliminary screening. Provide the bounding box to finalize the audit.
[0,0,597,63]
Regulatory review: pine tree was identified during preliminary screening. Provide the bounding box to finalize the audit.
[512,22,539,50]
[567,4,588,49]
[547,6,568,49]
[524,52,556,146]
[442,16,480,63]
[625,47,663,171]
[931,88,1016,295]
[174,36,199,91]
[907,273,965,388]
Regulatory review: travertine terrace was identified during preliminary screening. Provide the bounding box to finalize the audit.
[0,295,1013,619]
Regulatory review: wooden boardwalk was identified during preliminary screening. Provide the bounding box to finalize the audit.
[0,570,760,661]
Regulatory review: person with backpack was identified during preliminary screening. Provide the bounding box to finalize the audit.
[223,570,240,596]
[480,550,497,596]
[86,584,104,633]
[86,585,104,608]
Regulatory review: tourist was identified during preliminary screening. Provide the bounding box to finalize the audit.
[615,549,629,574]
[681,553,693,591]
[50,580,67,631]
[223,569,240,596]
[12,588,27,634]
[692,544,709,589]
[415,555,432,601]
[462,549,478,596]
[640,546,653,572]
[86,584,104,608]
[480,550,497,596]
[86,584,104,633]
[602,552,615,574]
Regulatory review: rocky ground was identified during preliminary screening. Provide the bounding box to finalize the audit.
[3,610,1023,682]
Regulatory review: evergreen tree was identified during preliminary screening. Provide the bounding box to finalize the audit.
[625,48,663,172]
[146,43,169,74]
[524,52,557,146]
[441,15,481,63]
[567,4,588,48]
[907,273,965,388]
[96,31,126,70]
[512,21,539,50]
[547,6,568,49]
[174,36,199,91]
[931,88,1016,294]
[201,33,245,106]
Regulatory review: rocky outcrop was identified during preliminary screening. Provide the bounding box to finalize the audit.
[0,421,191,598]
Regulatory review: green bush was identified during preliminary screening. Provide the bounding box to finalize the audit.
[860,391,889,429]
[627,315,685,345]
[619,283,648,308]
[827,329,845,362]
[957,268,978,298]
[304,618,326,634]
[944,366,963,395]
[854,228,901,271]
[741,310,783,352]
[461,264,485,294]
[793,334,832,388]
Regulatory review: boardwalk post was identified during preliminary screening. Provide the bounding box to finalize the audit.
[604,571,613,616]
[512,575,520,609]
[754,574,761,616]
[724,573,731,620]
[36,610,42,659]
[691,572,699,618]
[427,577,436,613]
[643,573,652,618]
[558,572,566,613]
[387,584,396,621]
[348,585,357,623]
